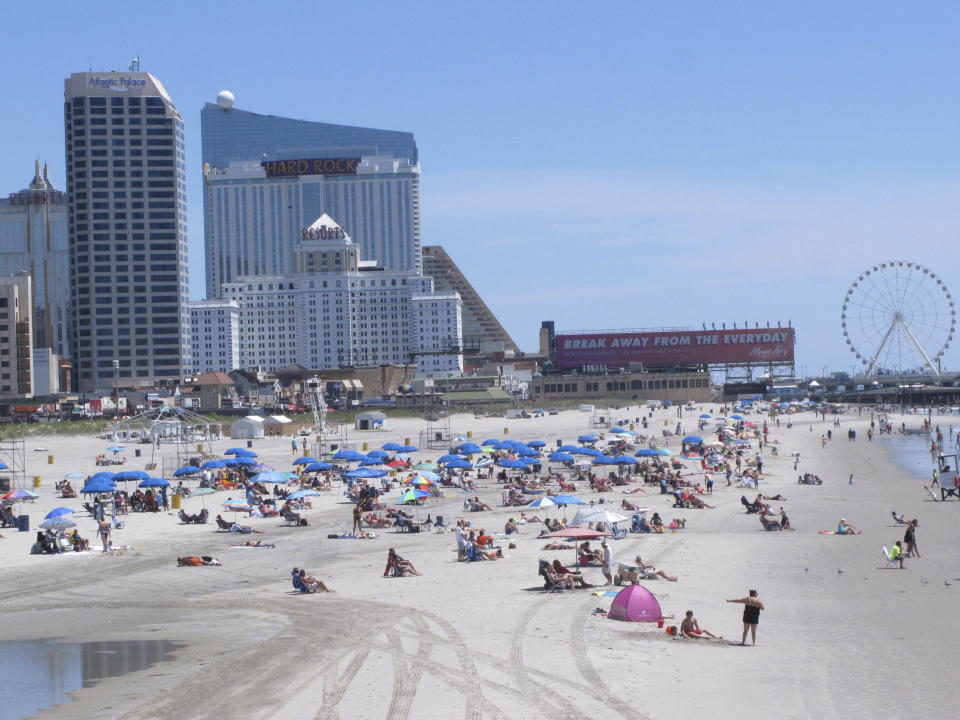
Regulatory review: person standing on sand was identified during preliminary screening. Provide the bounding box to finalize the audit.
[98,518,111,553]
[903,519,920,557]
[727,590,764,645]
[601,539,614,586]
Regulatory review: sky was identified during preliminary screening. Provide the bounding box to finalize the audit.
[2,1,959,375]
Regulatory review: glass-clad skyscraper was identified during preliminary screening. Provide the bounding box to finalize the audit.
[201,101,421,297]
[65,71,190,391]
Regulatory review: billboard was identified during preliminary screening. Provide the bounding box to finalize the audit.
[554,328,795,368]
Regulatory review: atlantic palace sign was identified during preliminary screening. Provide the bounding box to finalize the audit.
[261,158,360,178]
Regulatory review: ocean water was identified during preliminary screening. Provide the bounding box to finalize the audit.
[876,430,958,481]
[0,638,182,719]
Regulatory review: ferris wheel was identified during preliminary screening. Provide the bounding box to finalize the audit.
[841,261,955,376]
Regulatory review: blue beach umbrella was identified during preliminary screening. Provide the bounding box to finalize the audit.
[235,457,258,466]
[548,452,574,463]
[333,449,365,462]
[457,443,483,455]
[445,458,473,470]
[558,445,579,452]
[63,472,87,480]
[438,454,466,464]
[366,450,389,459]
[138,477,170,488]
[113,470,150,483]
[481,438,501,446]
[106,445,125,453]
[293,456,319,466]
[551,494,586,506]
[527,440,547,448]
[304,462,334,472]
[527,497,556,508]
[80,479,115,494]
[635,448,660,457]
[287,488,322,500]
[224,448,247,456]
[44,507,76,520]
[173,466,200,477]
[613,456,638,465]
[344,467,388,479]
[497,458,526,469]
[253,470,289,484]
[201,460,225,470]
[382,442,405,452]
[398,445,418,453]
[699,414,712,419]
[578,435,598,444]
[359,457,385,466]
[682,436,704,444]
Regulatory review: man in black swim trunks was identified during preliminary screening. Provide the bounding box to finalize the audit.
[726,589,764,645]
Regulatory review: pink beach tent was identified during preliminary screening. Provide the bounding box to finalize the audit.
[608,584,663,623]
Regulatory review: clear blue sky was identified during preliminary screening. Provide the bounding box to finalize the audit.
[3,1,959,374]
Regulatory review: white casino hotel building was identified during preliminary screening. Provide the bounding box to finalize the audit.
[203,214,462,376]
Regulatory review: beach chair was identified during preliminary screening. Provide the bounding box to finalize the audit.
[291,570,313,593]
[215,516,232,532]
[610,523,628,540]
[433,515,448,533]
[881,547,900,569]
[759,515,782,531]
[538,560,568,592]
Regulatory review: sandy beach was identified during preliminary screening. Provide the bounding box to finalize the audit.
[2,405,959,720]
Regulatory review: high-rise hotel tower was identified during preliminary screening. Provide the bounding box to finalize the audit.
[64,71,190,391]
[201,96,420,298]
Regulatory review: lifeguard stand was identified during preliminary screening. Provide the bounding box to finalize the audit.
[936,453,958,500]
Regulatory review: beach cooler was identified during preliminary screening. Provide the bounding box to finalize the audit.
[18,514,29,532]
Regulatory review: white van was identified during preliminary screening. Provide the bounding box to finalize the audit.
[579,404,595,413]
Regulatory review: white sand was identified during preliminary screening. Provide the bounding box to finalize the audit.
[2,405,959,720]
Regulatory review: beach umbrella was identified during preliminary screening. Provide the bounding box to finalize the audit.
[527,440,547,448]
[344,467,387,479]
[407,476,434,487]
[550,494,586,506]
[224,448,247,455]
[398,445,418,453]
[113,470,150,483]
[558,445,579,452]
[173,466,200,477]
[445,458,473,470]
[189,486,216,507]
[438,454,466,464]
[63,472,87,480]
[287,488,322,500]
[106,445,125,453]
[220,458,240,466]
[413,462,437,471]
[138,477,170,488]
[526,497,556,509]
[235,457,258,466]
[80,479,115,494]
[497,459,526,469]
[201,460,225,470]
[574,447,604,457]
[305,462,334,472]
[399,489,430,503]
[235,449,258,458]
[572,508,629,526]
[333,449,365,462]
[366,450,389,459]
[386,459,408,468]
[0,462,8,470]
[456,442,483,455]
[44,507,76,520]
[578,435,598,444]
[517,456,539,466]
[221,497,251,521]
[613,456,638,465]
[682,436,704,444]
[406,471,440,483]
[382,442,405,452]
[548,451,574,463]
[656,449,672,456]
[293,456,319,466]
[609,427,628,435]
[39,517,77,531]
[359,457,385,466]
[635,448,660,457]
[699,413,712,419]
[476,457,493,467]
[2,488,39,501]
[481,438,501,446]
[592,456,618,465]
[515,446,539,457]
[253,470,289,484]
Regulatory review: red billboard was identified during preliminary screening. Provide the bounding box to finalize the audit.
[554,328,795,368]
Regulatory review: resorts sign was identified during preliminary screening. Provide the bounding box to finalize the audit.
[554,328,796,368]
[262,158,360,178]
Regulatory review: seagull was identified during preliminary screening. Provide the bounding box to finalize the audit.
[946,580,952,587]
[837,568,844,574]
[921,579,928,585]
[804,568,809,573]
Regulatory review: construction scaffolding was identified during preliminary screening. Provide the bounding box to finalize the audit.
[590,408,613,429]
[111,407,223,467]
[0,438,27,491]
[419,413,454,450]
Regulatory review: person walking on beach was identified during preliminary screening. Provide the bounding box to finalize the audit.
[291,436,298,454]
[727,590,764,645]
[601,539,614,586]
[903,519,920,557]
[98,518,111,553]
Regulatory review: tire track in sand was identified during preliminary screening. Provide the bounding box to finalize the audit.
[314,647,370,720]
[413,609,483,720]
[571,595,648,720]
[509,603,583,720]
[385,617,432,720]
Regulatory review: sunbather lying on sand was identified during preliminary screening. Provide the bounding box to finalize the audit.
[178,556,221,566]
[232,541,275,548]
[542,541,574,550]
